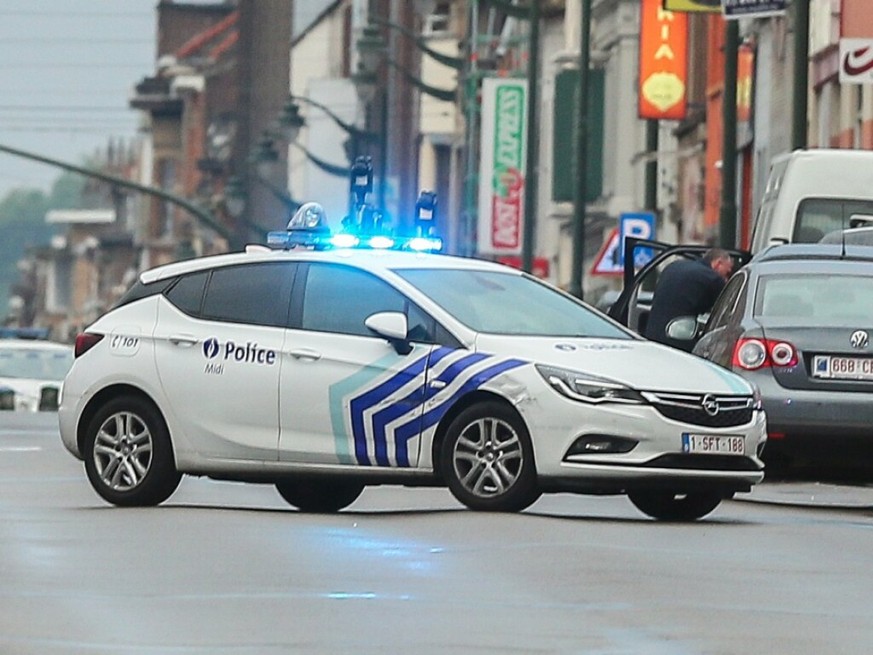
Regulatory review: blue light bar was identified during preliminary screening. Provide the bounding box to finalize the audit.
[266,230,442,253]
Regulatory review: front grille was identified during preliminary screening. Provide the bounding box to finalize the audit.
[647,392,754,428]
[645,454,762,471]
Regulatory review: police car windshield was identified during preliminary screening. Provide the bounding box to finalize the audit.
[395,269,631,338]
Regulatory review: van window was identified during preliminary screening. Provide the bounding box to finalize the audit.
[794,198,873,243]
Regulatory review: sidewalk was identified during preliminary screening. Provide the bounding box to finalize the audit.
[736,481,873,510]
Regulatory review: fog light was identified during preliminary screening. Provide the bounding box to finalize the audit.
[565,435,638,457]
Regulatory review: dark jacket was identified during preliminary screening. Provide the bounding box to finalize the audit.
[645,258,725,351]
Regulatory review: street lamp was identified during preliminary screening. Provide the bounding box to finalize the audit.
[351,24,387,212]
[281,93,378,163]
[352,13,460,220]
[0,142,233,246]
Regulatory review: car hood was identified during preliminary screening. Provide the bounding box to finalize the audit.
[473,335,753,395]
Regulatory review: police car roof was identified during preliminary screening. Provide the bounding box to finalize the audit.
[140,246,516,285]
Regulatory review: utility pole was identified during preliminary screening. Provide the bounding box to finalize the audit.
[719,20,739,250]
[792,0,810,150]
[569,0,591,300]
[644,121,658,212]
[521,1,540,274]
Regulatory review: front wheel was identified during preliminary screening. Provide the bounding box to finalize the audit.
[441,401,540,512]
[83,395,181,507]
[627,490,722,521]
[275,479,364,513]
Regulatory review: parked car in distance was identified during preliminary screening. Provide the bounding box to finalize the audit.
[0,338,74,412]
[666,243,873,476]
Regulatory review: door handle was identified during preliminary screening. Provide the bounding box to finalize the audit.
[290,348,322,361]
[169,334,198,347]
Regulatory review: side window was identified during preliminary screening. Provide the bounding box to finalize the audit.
[706,273,745,333]
[201,262,295,328]
[164,271,209,316]
[300,264,435,340]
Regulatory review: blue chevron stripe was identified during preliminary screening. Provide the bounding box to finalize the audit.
[328,351,401,464]
[349,352,429,465]
[392,358,527,457]
[366,347,458,466]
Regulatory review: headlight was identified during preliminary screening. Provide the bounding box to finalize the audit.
[751,383,763,410]
[535,365,646,405]
[0,389,13,411]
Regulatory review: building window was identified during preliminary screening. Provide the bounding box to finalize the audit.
[423,2,451,36]
[47,257,72,313]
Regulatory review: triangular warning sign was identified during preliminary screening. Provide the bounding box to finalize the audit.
[590,228,623,276]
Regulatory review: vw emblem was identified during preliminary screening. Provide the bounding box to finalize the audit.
[850,330,869,350]
[701,394,720,416]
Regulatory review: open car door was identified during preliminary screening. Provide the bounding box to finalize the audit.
[607,237,750,337]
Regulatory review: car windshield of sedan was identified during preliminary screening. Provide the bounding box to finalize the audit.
[755,274,873,323]
[394,268,632,338]
[0,348,74,380]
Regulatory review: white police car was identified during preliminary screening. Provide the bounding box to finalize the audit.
[59,205,765,521]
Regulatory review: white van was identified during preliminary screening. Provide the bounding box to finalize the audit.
[750,149,873,253]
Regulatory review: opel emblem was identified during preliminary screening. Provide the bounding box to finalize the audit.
[701,394,720,416]
[850,330,869,350]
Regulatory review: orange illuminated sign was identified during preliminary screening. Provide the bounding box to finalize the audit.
[737,44,754,123]
[639,0,688,120]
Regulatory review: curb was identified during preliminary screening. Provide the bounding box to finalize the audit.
[735,482,873,510]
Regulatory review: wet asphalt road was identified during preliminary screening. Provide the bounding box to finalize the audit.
[2,413,873,655]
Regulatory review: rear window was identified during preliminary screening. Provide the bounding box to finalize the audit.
[794,198,873,243]
[755,273,873,323]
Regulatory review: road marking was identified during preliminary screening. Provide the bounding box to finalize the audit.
[0,446,43,452]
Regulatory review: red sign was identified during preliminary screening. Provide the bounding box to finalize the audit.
[639,0,688,120]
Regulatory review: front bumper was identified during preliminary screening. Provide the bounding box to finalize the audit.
[518,390,767,493]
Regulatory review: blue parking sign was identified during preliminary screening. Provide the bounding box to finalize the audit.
[619,212,656,269]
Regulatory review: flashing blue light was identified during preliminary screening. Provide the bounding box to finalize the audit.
[267,229,442,253]
[408,237,443,252]
[368,236,395,249]
[330,234,360,248]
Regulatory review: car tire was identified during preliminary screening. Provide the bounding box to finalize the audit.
[275,479,364,513]
[83,395,181,507]
[627,490,722,522]
[441,400,541,512]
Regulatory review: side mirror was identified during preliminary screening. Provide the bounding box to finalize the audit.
[848,213,873,229]
[665,316,700,342]
[364,312,412,355]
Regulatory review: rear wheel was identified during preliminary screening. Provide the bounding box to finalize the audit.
[441,401,540,512]
[627,490,722,521]
[83,395,181,507]
[275,479,364,513]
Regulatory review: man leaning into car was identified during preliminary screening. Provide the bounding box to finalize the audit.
[645,248,733,351]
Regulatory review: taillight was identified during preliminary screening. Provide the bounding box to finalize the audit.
[74,333,104,358]
[731,338,798,370]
